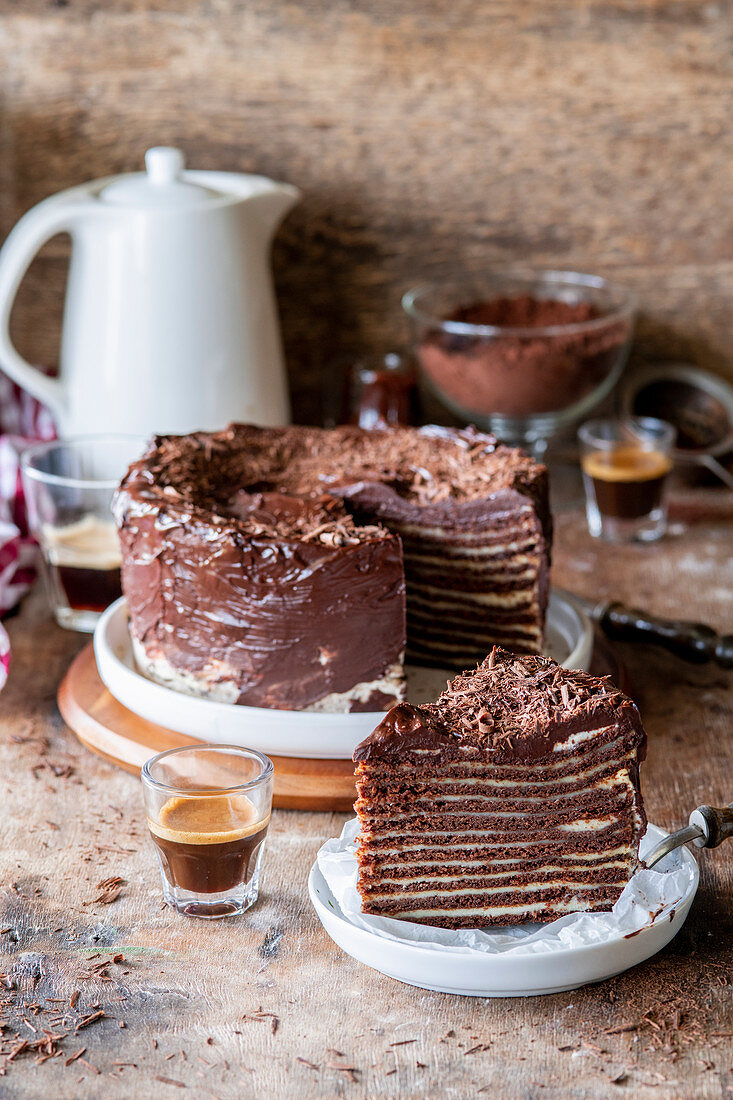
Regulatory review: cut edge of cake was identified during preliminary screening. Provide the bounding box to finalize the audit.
[353,647,647,928]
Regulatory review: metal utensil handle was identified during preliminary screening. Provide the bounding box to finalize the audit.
[600,602,733,669]
[644,824,702,868]
[688,803,733,848]
[699,453,733,491]
[645,801,733,868]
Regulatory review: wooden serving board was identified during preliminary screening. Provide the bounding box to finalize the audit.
[57,644,357,812]
[58,637,628,813]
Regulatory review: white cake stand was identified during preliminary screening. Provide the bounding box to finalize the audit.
[93,591,593,760]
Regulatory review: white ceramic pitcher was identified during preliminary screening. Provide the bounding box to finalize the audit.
[0,147,299,436]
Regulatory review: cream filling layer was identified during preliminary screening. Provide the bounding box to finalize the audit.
[360,772,634,809]
[368,850,633,871]
[385,898,609,920]
[365,863,632,887]
[409,587,538,609]
[361,754,633,790]
[365,880,627,901]
[363,844,632,861]
[404,556,538,577]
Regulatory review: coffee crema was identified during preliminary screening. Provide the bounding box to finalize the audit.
[582,445,672,519]
[148,794,269,895]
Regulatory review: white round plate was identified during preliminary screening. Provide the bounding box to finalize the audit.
[93,590,593,760]
[308,824,699,997]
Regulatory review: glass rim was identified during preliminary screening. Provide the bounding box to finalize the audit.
[141,743,274,796]
[20,434,147,490]
[578,415,677,450]
[402,268,636,338]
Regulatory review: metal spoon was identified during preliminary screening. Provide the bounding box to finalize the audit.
[645,802,733,868]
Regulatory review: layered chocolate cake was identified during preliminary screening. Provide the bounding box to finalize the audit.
[115,425,550,711]
[353,648,647,927]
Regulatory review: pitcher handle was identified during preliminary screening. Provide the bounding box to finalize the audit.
[0,197,89,419]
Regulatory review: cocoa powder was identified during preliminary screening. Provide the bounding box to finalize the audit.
[419,294,630,419]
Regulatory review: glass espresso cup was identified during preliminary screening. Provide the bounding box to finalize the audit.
[20,435,145,631]
[141,745,274,919]
[578,417,676,543]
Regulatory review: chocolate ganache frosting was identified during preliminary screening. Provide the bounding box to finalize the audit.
[355,648,646,766]
[115,425,551,712]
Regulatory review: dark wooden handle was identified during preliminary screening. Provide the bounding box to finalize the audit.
[600,602,733,668]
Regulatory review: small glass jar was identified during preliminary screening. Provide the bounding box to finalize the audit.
[326,352,416,429]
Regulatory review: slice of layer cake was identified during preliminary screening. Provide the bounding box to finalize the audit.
[353,648,647,927]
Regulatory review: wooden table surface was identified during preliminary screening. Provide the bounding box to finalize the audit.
[1,503,731,1099]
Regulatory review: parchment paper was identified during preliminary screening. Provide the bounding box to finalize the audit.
[316,818,696,956]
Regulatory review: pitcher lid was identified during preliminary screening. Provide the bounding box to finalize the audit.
[100,147,223,207]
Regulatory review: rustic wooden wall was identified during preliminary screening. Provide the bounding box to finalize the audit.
[0,0,731,423]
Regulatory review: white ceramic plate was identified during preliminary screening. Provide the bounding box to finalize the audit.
[308,824,699,997]
[93,590,593,760]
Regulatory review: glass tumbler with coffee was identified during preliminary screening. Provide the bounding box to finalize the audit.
[578,417,676,543]
[141,745,274,919]
[21,435,144,631]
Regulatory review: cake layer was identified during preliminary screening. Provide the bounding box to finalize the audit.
[361,887,628,927]
[405,626,542,663]
[359,838,634,860]
[383,502,546,667]
[377,900,619,926]
[361,872,631,895]
[361,854,635,875]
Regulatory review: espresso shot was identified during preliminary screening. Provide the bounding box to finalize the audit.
[141,745,274,919]
[582,446,672,519]
[148,793,269,899]
[578,418,676,543]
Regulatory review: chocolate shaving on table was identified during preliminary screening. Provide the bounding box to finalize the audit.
[84,877,126,906]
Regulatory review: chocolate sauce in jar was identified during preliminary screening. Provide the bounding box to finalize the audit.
[344,354,416,430]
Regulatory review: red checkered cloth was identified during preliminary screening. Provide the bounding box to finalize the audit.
[0,372,56,690]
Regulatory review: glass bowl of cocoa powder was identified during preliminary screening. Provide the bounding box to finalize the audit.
[403,269,635,453]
